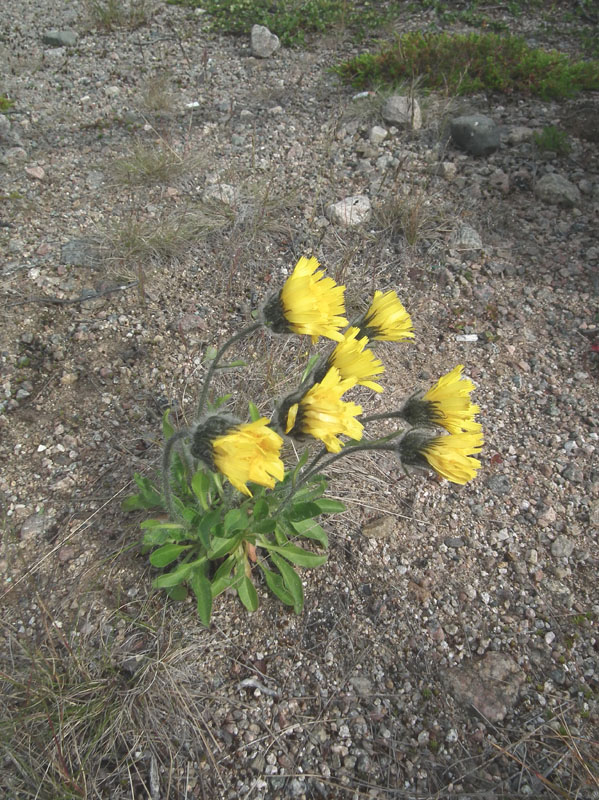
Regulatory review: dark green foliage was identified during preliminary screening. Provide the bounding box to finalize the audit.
[533,125,571,155]
[335,31,599,99]
[168,0,402,46]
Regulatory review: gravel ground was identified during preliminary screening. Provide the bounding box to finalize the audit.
[1,1,598,798]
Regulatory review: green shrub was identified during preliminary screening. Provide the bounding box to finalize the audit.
[533,125,571,155]
[169,0,401,46]
[0,94,15,112]
[335,31,599,99]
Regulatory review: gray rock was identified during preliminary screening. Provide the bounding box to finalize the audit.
[361,515,394,539]
[534,173,581,207]
[444,536,466,548]
[369,125,388,145]
[20,512,52,541]
[326,195,371,227]
[486,474,510,495]
[250,24,280,58]
[0,114,12,143]
[507,126,533,145]
[42,29,78,47]
[349,676,373,696]
[381,95,422,130]
[551,535,575,559]
[450,114,500,156]
[202,183,238,206]
[443,652,525,722]
[450,224,482,251]
[61,238,101,268]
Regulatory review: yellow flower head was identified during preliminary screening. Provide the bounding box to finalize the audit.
[400,430,483,485]
[328,327,385,392]
[193,416,284,497]
[261,256,348,343]
[358,290,414,342]
[404,365,481,433]
[284,367,363,453]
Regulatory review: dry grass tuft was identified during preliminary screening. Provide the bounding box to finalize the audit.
[84,0,155,31]
[111,141,201,186]
[138,73,176,116]
[0,599,223,800]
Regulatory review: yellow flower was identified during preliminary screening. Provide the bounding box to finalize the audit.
[405,365,481,433]
[262,256,348,343]
[401,430,483,485]
[285,367,363,453]
[358,290,414,341]
[328,327,385,392]
[212,418,284,497]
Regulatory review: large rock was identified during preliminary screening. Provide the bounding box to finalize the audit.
[42,29,78,47]
[534,173,581,207]
[326,195,371,227]
[443,652,525,722]
[381,95,422,130]
[250,25,280,58]
[450,114,500,156]
[450,224,482,251]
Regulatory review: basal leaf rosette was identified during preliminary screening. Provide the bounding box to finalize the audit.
[280,366,363,453]
[402,365,481,433]
[261,256,348,343]
[399,429,483,485]
[191,415,284,496]
[357,290,414,342]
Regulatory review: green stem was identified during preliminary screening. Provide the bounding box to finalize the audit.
[162,430,190,522]
[197,321,262,418]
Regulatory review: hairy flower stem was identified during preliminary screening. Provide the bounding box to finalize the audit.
[361,410,404,424]
[197,321,262,418]
[162,430,190,521]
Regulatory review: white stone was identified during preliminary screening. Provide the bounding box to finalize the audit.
[326,195,371,227]
[381,95,422,130]
[369,125,388,145]
[202,183,238,206]
[250,24,280,58]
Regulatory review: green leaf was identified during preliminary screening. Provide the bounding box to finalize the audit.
[290,518,329,548]
[290,449,310,482]
[190,570,213,626]
[269,543,328,568]
[149,543,191,567]
[224,508,249,535]
[248,401,261,422]
[290,478,328,504]
[259,564,295,607]
[269,553,303,614]
[122,473,165,511]
[253,497,269,521]
[141,519,186,531]
[236,575,259,612]
[162,409,175,440]
[207,534,242,560]
[197,508,223,550]
[287,501,322,522]
[217,359,247,369]
[142,528,173,547]
[300,353,321,384]
[165,584,187,601]
[274,521,289,545]
[253,518,276,534]
[191,470,211,511]
[204,345,218,362]
[312,497,346,514]
[153,562,193,588]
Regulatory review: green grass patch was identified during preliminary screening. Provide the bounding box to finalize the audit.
[533,125,571,155]
[0,94,15,112]
[168,0,401,46]
[335,31,599,99]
